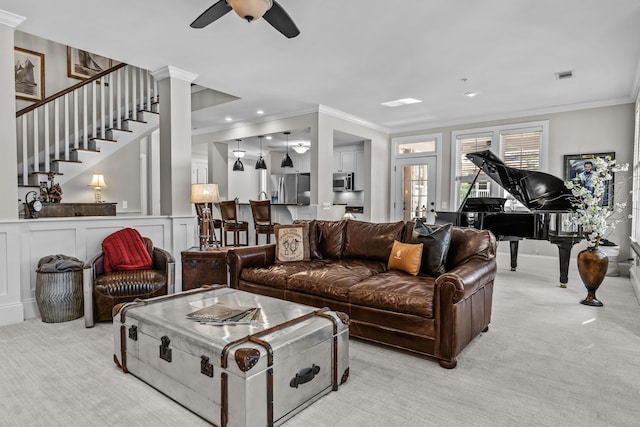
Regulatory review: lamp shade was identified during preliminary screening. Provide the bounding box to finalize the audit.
[233,159,245,171]
[89,174,106,188]
[191,183,220,203]
[255,156,267,170]
[227,0,272,21]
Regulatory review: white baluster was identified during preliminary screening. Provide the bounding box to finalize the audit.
[44,104,50,172]
[54,99,60,160]
[33,108,39,173]
[73,89,79,150]
[83,85,88,150]
[109,73,114,133]
[124,67,129,121]
[64,93,70,159]
[92,79,97,142]
[146,70,151,111]
[22,116,28,185]
[100,77,105,139]
[132,67,137,121]
[116,68,122,129]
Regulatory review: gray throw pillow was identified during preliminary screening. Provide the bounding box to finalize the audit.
[412,221,452,276]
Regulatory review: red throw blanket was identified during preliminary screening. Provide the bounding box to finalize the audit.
[102,228,153,273]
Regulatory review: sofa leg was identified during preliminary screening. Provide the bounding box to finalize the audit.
[438,359,457,369]
[483,326,489,332]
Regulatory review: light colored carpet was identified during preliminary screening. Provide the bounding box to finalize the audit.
[1,253,639,427]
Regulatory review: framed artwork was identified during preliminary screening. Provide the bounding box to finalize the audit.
[67,47,112,80]
[563,152,615,208]
[14,47,45,101]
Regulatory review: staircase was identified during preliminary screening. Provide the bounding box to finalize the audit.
[16,63,159,193]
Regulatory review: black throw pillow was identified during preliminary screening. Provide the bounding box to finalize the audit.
[412,220,452,276]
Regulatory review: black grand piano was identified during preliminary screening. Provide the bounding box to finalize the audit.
[436,150,582,286]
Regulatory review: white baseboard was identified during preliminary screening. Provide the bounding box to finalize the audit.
[630,266,640,305]
[22,298,39,320]
[0,302,24,326]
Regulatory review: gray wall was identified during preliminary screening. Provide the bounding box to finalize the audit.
[392,103,635,260]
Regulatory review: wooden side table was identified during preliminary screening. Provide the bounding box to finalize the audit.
[181,246,230,291]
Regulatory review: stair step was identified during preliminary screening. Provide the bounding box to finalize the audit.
[72,148,101,153]
[52,159,82,164]
[30,170,63,176]
[18,184,41,188]
[123,118,147,124]
[89,137,118,143]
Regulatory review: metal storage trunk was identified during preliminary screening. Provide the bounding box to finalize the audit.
[113,287,349,427]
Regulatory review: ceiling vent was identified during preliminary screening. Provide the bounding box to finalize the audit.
[555,70,575,80]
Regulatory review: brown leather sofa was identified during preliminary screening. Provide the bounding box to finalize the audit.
[227,219,497,368]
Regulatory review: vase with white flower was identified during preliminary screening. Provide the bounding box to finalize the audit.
[564,156,628,306]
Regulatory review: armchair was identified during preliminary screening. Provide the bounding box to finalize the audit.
[84,229,175,327]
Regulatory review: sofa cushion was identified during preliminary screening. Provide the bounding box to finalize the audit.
[316,220,347,259]
[412,221,452,276]
[287,262,378,302]
[387,241,423,276]
[293,220,322,259]
[445,227,496,271]
[343,220,405,261]
[348,271,436,318]
[275,223,310,262]
[240,259,329,289]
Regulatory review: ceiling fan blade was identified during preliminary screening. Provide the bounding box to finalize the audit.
[263,1,300,38]
[190,0,233,29]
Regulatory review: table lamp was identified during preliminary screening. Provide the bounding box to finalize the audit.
[191,183,221,250]
[89,174,107,203]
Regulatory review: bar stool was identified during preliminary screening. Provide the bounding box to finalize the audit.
[250,199,279,244]
[219,200,249,247]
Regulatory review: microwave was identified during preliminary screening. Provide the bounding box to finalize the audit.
[333,172,354,192]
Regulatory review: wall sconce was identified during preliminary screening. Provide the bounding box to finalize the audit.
[191,183,221,250]
[89,174,106,203]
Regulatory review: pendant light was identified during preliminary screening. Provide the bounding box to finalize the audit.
[233,139,244,171]
[255,135,267,170]
[280,131,294,168]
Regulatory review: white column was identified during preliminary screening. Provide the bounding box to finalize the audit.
[150,66,198,216]
[0,10,24,220]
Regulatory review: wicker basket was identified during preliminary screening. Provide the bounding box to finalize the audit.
[35,270,83,323]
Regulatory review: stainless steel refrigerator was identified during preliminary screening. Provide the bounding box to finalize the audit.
[270,173,310,204]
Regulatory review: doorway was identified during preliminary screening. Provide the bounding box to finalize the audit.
[394,156,437,223]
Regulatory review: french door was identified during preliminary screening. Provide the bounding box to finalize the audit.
[394,156,437,223]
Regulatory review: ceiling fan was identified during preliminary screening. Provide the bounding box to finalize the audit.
[190,0,300,39]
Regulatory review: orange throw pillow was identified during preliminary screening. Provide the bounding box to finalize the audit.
[387,240,423,276]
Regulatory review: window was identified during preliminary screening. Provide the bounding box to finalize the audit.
[394,133,440,155]
[451,122,548,210]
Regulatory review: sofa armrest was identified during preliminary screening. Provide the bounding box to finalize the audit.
[436,258,497,304]
[227,244,276,288]
[152,247,175,293]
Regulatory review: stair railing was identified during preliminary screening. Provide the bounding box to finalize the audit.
[16,63,158,186]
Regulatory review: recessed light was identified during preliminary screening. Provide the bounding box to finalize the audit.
[257,110,264,115]
[266,136,272,140]
[225,117,232,122]
[464,91,477,97]
[380,98,422,107]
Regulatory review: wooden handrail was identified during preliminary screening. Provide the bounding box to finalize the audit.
[16,63,128,118]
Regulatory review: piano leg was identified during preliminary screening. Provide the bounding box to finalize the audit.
[555,241,574,287]
[509,241,519,271]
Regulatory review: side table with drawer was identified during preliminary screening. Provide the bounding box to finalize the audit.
[181,246,231,291]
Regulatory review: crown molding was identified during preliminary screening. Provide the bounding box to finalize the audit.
[631,57,640,103]
[391,98,635,135]
[317,105,390,134]
[0,10,26,28]
[151,66,198,83]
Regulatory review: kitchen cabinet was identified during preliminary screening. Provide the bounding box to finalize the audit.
[333,150,355,173]
[271,150,310,174]
[354,150,365,191]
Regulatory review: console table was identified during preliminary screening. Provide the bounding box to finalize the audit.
[26,202,117,218]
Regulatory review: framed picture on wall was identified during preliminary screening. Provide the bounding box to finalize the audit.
[563,152,615,208]
[67,47,112,80]
[14,47,45,101]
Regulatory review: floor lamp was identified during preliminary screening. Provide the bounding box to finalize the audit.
[191,183,221,250]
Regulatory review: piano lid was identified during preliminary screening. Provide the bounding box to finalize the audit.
[466,150,574,211]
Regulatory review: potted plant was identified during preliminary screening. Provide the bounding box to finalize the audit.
[565,156,628,306]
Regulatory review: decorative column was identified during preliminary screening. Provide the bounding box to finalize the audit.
[0,10,25,220]
[150,66,198,216]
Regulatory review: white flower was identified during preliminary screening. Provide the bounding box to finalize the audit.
[564,156,629,247]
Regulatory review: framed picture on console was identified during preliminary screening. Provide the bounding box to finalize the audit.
[14,47,45,101]
[67,47,112,80]
[563,152,615,208]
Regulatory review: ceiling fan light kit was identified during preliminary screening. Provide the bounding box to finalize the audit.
[227,0,272,21]
[190,0,300,38]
